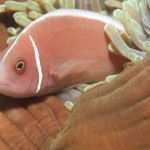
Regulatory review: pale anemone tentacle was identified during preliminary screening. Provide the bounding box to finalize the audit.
[140,0,150,35]
[108,42,121,55]
[122,0,142,25]
[26,0,43,13]
[0,5,5,13]
[105,74,119,82]
[108,32,134,55]
[119,32,134,48]
[7,36,17,45]
[90,0,102,13]
[76,74,119,92]
[105,0,122,9]
[148,0,150,7]
[64,101,74,111]
[143,41,150,54]
[113,9,149,52]
[105,23,148,62]
[76,81,106,92]
[7,27,18,36]
[105,0,150,64]
[4,1,27,12]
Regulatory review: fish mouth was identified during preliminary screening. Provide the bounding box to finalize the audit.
[0,77,37,98]
[0,63,17,97]
[0,78,16,97]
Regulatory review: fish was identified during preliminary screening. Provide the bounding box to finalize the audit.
[0,9,127,98]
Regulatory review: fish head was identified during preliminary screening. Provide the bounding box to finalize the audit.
[0,33,40,98]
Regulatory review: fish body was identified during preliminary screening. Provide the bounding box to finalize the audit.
[0,9,126,98]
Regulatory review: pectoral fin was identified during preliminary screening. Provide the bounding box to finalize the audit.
[50,59,96,83]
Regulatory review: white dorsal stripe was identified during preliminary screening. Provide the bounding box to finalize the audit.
[22,9,124,34]
[2,9,124,64]
[29,35,43,94]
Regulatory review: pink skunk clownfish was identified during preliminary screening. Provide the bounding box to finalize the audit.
[0,9,127,98]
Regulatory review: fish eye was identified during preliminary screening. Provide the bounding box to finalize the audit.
[15,58,26,73]
[16,61,24,70]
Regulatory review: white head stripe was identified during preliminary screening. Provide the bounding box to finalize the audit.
[2,35,20,63]
[29,35,43,93]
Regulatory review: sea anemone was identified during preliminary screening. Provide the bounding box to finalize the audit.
[50,55,150,150]
[0,95,69,149]
[0,0,146,149]
[105,0,150,64]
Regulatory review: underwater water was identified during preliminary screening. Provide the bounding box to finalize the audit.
[0,0,150,150]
